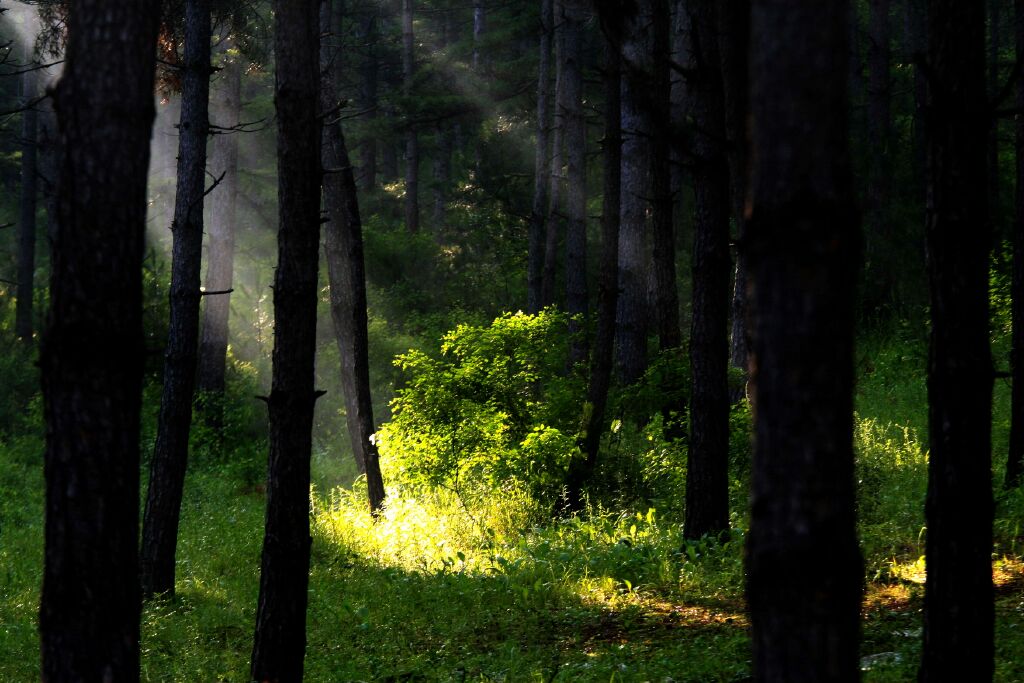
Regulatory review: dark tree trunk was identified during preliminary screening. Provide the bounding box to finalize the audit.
[990,0,1001,234]
[848,1,865,137]
[906,0,927,202]
[616,0,655,386]
[527,0,553,314]
[473,0,487,71]
[563,0,588,364]
[16,63,37,341]
[865,0,893,315]
[197,55,242,410]
[140,0,213,599]
[684,0,730,541]
[542,0,566,310]
[920,3,994,680]
[39,1,159,679]
[358,11,379,191]
[565,6,621,512]
[403,0,419,233]
[745,1,863,680]
[1009,0,1024,489]
[249,0,322,679]
[719,0,750,401]
[433,124,453,228]
[669,0,690,232]
[322,0,387,514]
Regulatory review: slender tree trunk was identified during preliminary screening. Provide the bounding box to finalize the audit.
[433,124,453,228]
[527,0,554,314]
[684,0,730,541]
[745,1,863,679]
[250,0,322,678]
[40,1,159,679]
[616,0,655,386]
[866,0,893,315]
[906,0,927,203]
[16,63,37,341]
[920,4,994,680]
[359,11,379,191]
[563,0,588,364]
[542,0,566,309]
[473,0,487,71]
[322,0,387,514]
[1009,0,1024,489]
[197,55,242,413]
[403,0,419,233]
[669,0,690,227]
[566,7,621,512]
[848,1,865,139]
[719,0,750,401]
[990,0,1001,234]
[140,0,213,599]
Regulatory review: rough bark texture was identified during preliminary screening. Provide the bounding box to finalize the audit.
[1009,0,1024,489]
[322,0,387,514]
[197,55,242,405]
[865,0,893,315]
[745,2,863,680]
[250,0,322,679]
[565,12,620,511]
[719,0,750,401]
[563,0,588,364]
[542,0,565,310]
[141,0,213,599]
[16,64,37,341]
[527,0,553,314]
[40,1,159,679]
[615,0,655,385]
[403,0,419,233]
[920,3,994,680]
[669,0,690,231]
[684,0,730,541]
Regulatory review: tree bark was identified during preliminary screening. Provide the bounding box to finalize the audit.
[542,0,566,310]
[16,62,37,341]
[616,0,655,386]
[865,0,893,315]
[920,3,994,680]
[433,124,453,229]
[40,1,159,679]
[684,0,730,541]
[527,0,554,314]
[322,0,387,514]
[906,0,927,203]
[563,0,588,364]
[250,0,322,679]
[473,0,487,71]
[141,0,213,599]
[745,1,863,680]
[403,0,419,233]
[197,54,242,411]
[358,10,379,191]
[1009,0,1024,490]
[566,6,621,512]
[719,0,750,401]
[990,0,1001,234]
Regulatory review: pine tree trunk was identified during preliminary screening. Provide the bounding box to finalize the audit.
[1008,0,1024,489]
[197,55,242,410]
[543,0,566,310]
[920,3,994,680]
[563,0,588,364]
[403,0,419,233]
[989,0,1001,234]
[322,0,387,514]
[616,0,655,386]
[745,1,863,679]
[141,0,213,599]
[16,63,37,341]
[684,0,730,541]
[40,1,159,678]
[527,0,554,314]
[250,0,322,678]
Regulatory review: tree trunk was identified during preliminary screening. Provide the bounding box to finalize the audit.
[616,0,655,386]
[719,0,750,401]
[542,0,566,310]
[563,0,588,364]
[684,0,730,541]
[920,3,994,680]
[39,1,159,679]
[141,0,213,599]
[249,0,322,678]
[865,0,893,316]
[322,0,387,514]
[527,0,554,314]
[473,0,487,71]
[669,0,690,228]
[433,124,453,229]
[16,62,37,341]
[566,7,621,512]
[358,11,379,191]
[906,0,927,203]
[197,55,242,412]
[990,0,1001,235]
[1008,0,1024,489]
[403,0,419,233]
[745,1,863,680]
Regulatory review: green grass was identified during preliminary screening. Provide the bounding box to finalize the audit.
[1,328,1024,681]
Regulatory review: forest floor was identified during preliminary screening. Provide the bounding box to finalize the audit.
[2,329,1024,681]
